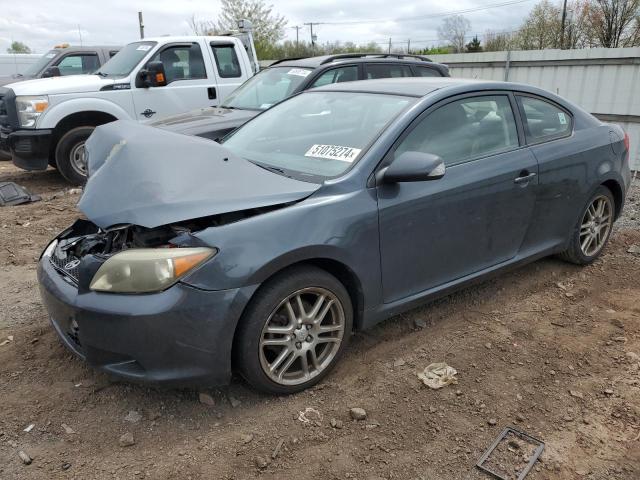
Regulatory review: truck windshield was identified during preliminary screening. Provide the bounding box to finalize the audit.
[96,41,157,78]
[222,66,313,110]
[223,91,414,180]
[23,50,59,76]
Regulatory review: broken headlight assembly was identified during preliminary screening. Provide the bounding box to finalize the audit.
[89,247,216,293]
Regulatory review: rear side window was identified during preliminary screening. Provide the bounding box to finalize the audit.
[413,66,441,77]
[365,63,412,79]
[395,95,519,166]
[310,66,358,88]
[149,44,207,82]
[211,44,241,78]
[517,95,572,142]
[57,54,99,75]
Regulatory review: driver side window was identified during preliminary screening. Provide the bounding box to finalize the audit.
[148,44,206,84]
[395,95,519,166]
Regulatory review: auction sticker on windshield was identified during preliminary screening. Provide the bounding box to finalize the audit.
[288,68,311,77]
[304,144,362,162]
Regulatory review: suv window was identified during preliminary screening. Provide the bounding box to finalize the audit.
[395,95,519,166]
[365,63,412,79]
[310,65,358,88]
[517,95,572,142]
[211,43,241,78]
[413,66,440,77]
[149,43,206,83]
[57,54,99,75]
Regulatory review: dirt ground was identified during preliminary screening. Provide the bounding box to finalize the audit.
[1,163,639,480]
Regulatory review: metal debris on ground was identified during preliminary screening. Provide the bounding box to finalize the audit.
[417,362,458,389]
[0,182,41,206]
[476,427,545,480]
[0,335,13,346]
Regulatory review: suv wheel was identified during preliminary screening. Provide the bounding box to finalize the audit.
[55,126,94,185]
[235,266,353,394]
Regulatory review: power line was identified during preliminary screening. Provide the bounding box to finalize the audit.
[309,0,536,26]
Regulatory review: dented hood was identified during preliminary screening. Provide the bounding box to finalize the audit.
[79,121,321,229]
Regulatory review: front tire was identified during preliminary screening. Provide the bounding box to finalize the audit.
[559,186,615,265]
[235,266,353,394]
[55,126,94,185]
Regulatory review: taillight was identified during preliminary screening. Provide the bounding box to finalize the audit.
[623,131,630,161]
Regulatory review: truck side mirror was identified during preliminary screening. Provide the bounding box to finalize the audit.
[42,66,61,78]
[136,61,167,88]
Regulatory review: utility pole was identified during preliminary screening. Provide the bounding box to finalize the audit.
[559,0,567,49]
[388,37,392,54]
[407,39,411,54]
[304,23,318,52]
[138,11,145,39]
[292,25,301,50]
[78,25,83,46]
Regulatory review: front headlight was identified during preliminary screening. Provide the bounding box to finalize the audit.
[16,95,49,128]
[90,247,216,293]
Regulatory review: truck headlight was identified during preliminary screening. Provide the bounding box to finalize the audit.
[90,247,216,293]
[16,95,49,128]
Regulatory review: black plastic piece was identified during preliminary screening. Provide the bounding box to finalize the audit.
[0,181,41,206]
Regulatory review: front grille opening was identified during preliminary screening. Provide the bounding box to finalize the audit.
[50,250,80,284]
[66,319,81,347]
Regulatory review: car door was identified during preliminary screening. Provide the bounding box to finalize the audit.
[131,42,215,121]
[376,93,539,303]
[209,41,246,102]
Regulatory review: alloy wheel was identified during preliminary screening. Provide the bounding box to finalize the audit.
[259,287,345,386]
[579,195,613,257]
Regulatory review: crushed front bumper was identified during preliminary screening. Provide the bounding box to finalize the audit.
[2,128,52,171]
[38,254,254,387]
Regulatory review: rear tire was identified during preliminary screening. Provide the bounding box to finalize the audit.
[55,126,94,185]
[234,265,353,394]
[559,186,615,265]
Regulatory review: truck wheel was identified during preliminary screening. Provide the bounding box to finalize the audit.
[55,126,95,185]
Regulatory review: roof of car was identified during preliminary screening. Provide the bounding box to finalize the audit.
[312,77,485,97]
[270,53,444,69]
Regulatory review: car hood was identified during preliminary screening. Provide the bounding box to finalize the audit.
[0,74,34,87]
[151,106,258,137]
[7,75,115,95]
[79,120,321,229]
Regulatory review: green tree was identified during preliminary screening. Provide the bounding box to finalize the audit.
[465,35,483,52]
[6,41,31,54]
[189,0,287,59]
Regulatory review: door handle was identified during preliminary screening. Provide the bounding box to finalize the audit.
[514,172,537,184]
[207,87,217,100]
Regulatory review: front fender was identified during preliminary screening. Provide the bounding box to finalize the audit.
[38,97,133,129]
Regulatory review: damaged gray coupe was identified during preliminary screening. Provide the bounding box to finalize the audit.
[38,78,631,393]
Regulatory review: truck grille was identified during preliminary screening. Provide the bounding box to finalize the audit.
[50,249,80,284]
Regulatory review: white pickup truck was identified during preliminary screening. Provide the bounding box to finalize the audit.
[0,24,258,184]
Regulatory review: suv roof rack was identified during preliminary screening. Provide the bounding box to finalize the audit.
[320,53,433,64]
[269,57,308,66]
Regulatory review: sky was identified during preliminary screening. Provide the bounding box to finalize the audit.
[0,0,537,54]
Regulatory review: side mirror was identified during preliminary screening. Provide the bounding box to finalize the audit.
[135,61,167,88]
[42,66,61,78]
[379,151,445,183]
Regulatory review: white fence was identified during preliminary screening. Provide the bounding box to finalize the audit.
[0,54,41,76]
[429,47,640,170]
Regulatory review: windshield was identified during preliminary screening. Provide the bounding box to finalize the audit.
[97,41,157,77]
[23,50,59,76]
[223,91,414,179]
[223,66,313,110]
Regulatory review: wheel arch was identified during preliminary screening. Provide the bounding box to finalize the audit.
[601,178,623,219]
[49,111,118,161]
